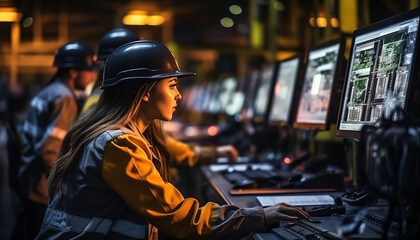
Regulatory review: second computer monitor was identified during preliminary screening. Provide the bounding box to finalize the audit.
[293,39,345,131]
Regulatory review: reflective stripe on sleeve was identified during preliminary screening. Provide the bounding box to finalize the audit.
[50,126,67,140]
[44,208,147,239]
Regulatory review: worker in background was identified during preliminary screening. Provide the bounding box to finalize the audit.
[81,28,141,113]
[10,42,99,240]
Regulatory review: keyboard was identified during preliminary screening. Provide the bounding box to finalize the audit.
[253,219,341,240]
[241,169,280,182]
[223,169,300,184]
[223,171,249,183]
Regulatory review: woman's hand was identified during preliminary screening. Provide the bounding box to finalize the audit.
[216,145,239,163]
[263,202,310,226]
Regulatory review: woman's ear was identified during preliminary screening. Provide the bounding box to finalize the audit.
[142,92,150,101]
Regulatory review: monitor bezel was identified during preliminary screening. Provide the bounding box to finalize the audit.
[335,8,420,140]
[292,38,346,131]
[267,54,304,127]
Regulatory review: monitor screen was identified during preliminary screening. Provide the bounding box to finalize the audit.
[336,8,420,139]
[293,39,345,130]
[191,84,209,112]
[252,63,276,123]
[243,70,260,121]
[268,55,302,126]
[223,76,247,117]
[218,77,238,115]
[204,80,222,114]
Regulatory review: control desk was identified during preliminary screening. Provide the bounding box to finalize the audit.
[200,164,408,240]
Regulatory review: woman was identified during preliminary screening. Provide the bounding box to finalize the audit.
[36,40,309,240]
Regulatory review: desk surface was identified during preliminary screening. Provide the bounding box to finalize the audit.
[200,164,406,240]
[201,165,342,208]
[200,164,343,208]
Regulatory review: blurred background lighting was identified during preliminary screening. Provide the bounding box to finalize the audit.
[309,17,316,27]
[0,7,22,22]
[123,10,165,25]
[207,125,219,136]
[220,17,234,28]
[273,1,285,11]
[330,17,339,28]
[316,17,327,27]
[147,15,165,25]
[22,17,33,27]
[229,4,242,15]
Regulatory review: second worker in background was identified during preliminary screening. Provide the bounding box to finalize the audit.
[11,42,99,240]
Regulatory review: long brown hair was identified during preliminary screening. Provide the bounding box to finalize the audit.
[48,79,170,196]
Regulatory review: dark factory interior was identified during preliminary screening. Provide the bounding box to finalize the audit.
[1,0,419,239]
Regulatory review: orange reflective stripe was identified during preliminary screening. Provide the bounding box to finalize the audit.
[50,126,67,140]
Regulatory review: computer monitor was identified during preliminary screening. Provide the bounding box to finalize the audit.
[218,76,239,115]
[191,83,209,112]
[293,38,345,131]
[243,70,260,122]
[251,62,277,123]
[223,76,247,117]
[204,80,222,114]
[268,55,302,126]
[336,8,420,139]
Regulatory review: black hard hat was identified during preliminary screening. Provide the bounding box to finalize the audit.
[53,42,99,70]
[102,40,195,89]
[97,28,140,61]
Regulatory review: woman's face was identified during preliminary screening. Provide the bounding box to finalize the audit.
[142,77,182,121]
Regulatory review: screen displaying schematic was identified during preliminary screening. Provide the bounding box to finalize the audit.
[338,15,419,133]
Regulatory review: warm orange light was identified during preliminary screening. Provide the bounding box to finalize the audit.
[207,126,219,136]
[283,157,292,165]
[147,15,165,25]
[330,17,339,28]
[316,17,327,28]
[123,15,148,25]
[309,17,316,27]
[309,16,339,28]
[123,11,165,26]
[0,8,22,22]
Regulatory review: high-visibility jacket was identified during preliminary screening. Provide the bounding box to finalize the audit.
[19,79,78,204]
[36,129,267,240]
